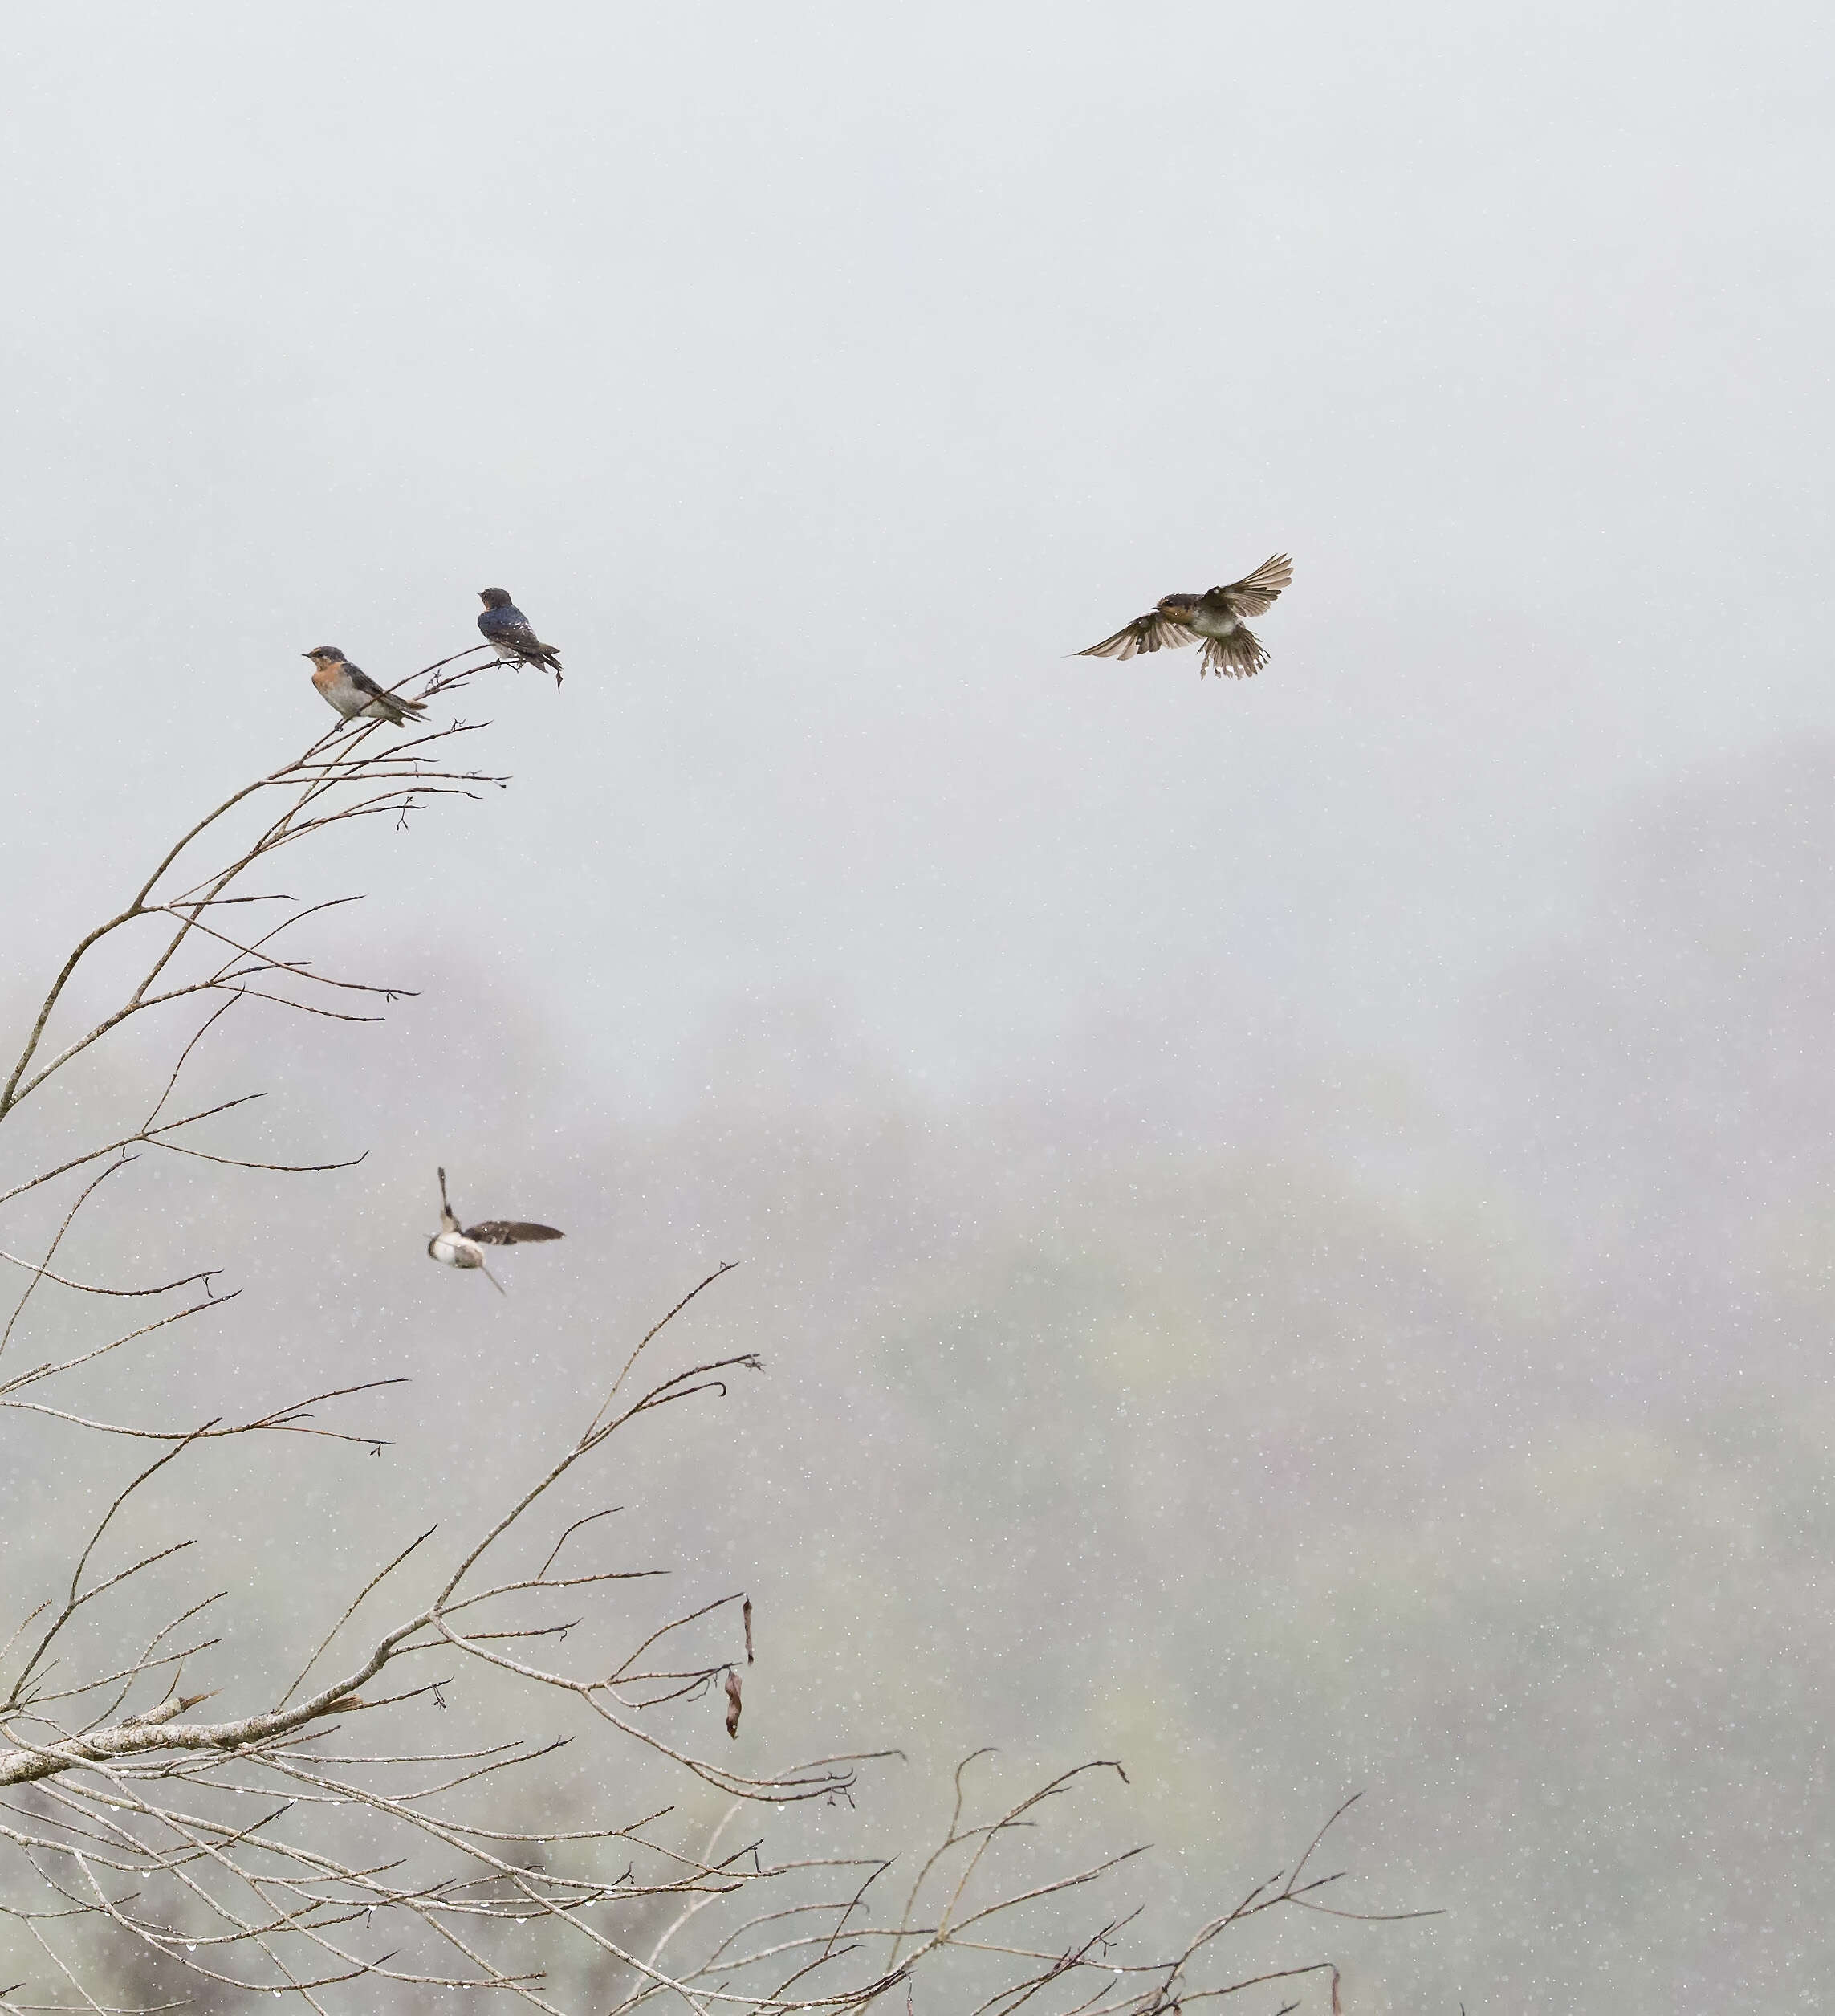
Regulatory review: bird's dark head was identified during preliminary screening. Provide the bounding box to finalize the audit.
[303,646,346,666]
[478,588,513,609]
[1156,594,1198,619]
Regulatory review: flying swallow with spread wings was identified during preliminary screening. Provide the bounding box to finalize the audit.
[477,588,563,687]
[303,647,429,727]
[1076,554,1293,679]
[427,1167,564,1293]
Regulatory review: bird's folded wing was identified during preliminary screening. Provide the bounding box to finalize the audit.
[464,1220,565,1245]
[345,666,390,698]
[1076,613,1198,660]
[486,619,558,660]
[1214,554,1292,617]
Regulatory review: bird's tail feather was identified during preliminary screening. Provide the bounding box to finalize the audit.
[1200,629,1268,678]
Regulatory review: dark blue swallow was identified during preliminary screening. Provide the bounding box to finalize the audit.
[478,588,563,688]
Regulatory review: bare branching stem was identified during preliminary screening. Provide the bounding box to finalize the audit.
[0,649,1422,2013]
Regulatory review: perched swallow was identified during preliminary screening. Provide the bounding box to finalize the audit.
[1076,554,1294,679]
[303,646,428,727]
[477,588,563,687]
[427,1167,564,1293]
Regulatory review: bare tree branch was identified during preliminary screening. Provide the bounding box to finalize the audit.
[0,661,1424,2014]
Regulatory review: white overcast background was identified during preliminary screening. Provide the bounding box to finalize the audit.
[6,2,1828,1101]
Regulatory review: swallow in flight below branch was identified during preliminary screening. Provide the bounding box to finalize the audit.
[428,1167,564,1293]
[1076,553,1294,679]
[477,588,563,686]
[303,646,429,727]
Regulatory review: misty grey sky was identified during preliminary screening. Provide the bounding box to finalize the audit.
[9,13,1835,2007]
[4,0,1831,1104]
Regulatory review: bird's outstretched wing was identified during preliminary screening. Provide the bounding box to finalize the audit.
[1210,553,1292,618]
[464,1220,565,1245]
[1075,612,1200,661]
